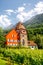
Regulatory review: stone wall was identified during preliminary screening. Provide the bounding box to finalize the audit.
[20,33,28,47]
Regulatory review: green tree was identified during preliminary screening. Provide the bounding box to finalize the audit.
[34,34,42,48]
[0,27,6,47]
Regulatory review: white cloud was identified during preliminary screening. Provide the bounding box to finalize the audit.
[23,3,26,6]
[23,3,31,7]
[17,7,25,13]
[1,1,43,25]
[5,9,15,15]
[17,14,24,22]
[0,15,12,28]
[34,1,43,14]
[16,6,34,22]
[16,1,43,22]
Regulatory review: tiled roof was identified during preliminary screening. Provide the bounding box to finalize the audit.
[15,22,26,30]
[28,41,37,46]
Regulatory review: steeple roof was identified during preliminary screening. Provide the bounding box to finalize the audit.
[15,22,26,30]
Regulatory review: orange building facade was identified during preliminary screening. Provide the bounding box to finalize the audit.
[6,29,19,46]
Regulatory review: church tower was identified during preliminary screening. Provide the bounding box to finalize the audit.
[15,22,28,47]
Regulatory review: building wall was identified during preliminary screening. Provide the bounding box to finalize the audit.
[5,29,37,48]
[15,22,28,47]
[29,46,38,49]
[20,33,28,47]
[6,29,18,46]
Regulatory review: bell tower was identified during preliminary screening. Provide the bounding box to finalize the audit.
[15,22,28,47]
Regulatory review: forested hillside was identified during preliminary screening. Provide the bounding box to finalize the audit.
[23,14,43,48]
[24,13,43,28]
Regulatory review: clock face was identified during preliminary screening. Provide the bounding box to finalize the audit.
[21,30,26,34]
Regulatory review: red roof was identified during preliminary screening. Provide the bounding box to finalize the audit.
[28,41,37,46]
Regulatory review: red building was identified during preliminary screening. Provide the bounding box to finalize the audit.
[5,29,19,46]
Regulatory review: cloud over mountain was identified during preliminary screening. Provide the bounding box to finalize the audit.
[16,1,43,22]
[5,9,15,15]
[0,1,43,28]
[0,15,12,28]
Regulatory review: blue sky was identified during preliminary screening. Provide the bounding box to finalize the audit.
[0,0,43,28]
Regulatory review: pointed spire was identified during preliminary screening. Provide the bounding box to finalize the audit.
[15,21,26,30]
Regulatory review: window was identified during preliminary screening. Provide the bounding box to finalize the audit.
[22,35,24,37]
[10,44,12,46]
[14,40,17,42]
[12,35,14,37]
[10,40,13,42]
[13,44,15,46]
[8,39,10,42]
[22,39,25,45]
[16,44,17,46]
[12,35,16,37]
[32,46,33,48]
[17,30,19,32]
[13,44,16,46]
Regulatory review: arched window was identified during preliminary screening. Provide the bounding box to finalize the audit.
[22,39,25,45]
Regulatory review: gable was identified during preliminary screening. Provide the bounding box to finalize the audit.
[6,29,18,39]
[28,41,37,46]
[15,22,26,30]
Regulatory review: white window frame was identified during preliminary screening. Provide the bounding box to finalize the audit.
[8,39,10,42]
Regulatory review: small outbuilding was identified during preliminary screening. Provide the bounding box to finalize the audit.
[28,41,38,49]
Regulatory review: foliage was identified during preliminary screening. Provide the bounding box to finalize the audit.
[0,48,43,65]
[0,27,6,47]
[27,27,43,49]
[24,13,43,49]
[0,59,6,65]
[24,14,43,28]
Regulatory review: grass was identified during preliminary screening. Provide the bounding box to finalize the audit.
[0,48,43,65]
[0,59,6,65]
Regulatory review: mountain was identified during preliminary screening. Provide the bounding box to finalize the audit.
[5,24,15,30]
[5,13,43,30]
[24,13,43,28]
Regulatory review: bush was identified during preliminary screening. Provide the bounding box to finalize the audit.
[0,48,43,65]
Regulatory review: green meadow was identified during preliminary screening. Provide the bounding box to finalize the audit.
[0,48,43,65]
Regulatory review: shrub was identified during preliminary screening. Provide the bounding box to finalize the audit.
[0,48,43,65]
